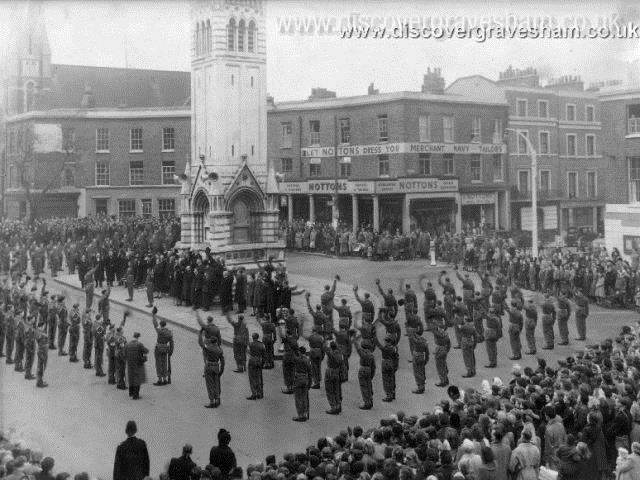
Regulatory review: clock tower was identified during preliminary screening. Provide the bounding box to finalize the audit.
[178,0,284,267]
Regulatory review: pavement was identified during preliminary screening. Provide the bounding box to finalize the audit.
[1,251,638,479]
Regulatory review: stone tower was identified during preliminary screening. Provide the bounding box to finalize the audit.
[178,0,284,268]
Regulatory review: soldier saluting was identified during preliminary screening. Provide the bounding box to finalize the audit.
[35,319,49,388]
[408,329,429,394]
[23,315,37,380]
[226,313,248,373]
[246,332,265,400]
[82,307,93,369]
[292,346,312,422]
[323,340,343,415]
[353,332,376,410]
[196,312,224,408]
[152,307,174,385]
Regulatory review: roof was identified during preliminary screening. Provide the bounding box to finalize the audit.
[269,90,508,112]
[7,108,191,122]
[36,64,190,110]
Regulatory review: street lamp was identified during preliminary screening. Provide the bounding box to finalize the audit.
[505,128,538,258]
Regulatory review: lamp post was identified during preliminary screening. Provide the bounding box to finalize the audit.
[506,128,538,258]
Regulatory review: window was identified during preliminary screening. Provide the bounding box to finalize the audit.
[419,115,430,142]
[418,154,431,175]
[377,114,388,142]
[162,160,176,185]
[586,105,595,122]
[470,155,481,182]
[118,199,136,219]
[281,122,293,148]
[8,165,16,188]
[540,170,551,192]
[95,161,110,186]
[62,167,75,187]
[493,119,503,142]
[158,198,176,218]
[517,130,529,154]
[130,128,143,152]
[129,160,144,185]
[237,19,245,51]
[566,104,576,121]
[516,99,527,117]
[539,131,550,154]
[471,116,481,140]
[96,128,109,152]
[141,199,152,218]
[443,115,454,142]
[227,18,236,50]
[518,170,530,192]
[339,118,351,144]
[586,134,595,156]
[309,120,320,145]
[587,171,597,198]
[62,127,75,152]
[566,134,577,156]
[538,100,549,118]
[340,158,351,177]
[567,171,578,198]
[378,154,389,176]
[280,158,292,173]
[443,154,454,175]
[309,161,321,177]
[94,198,108,216]
[630,157,640,202]
[247,21,256,52]
[162,127,175,151]
[492,154,503,181]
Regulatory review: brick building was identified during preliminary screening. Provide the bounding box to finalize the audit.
[268,70,510,234]
[447,67,606,240]
[1,3,190,219]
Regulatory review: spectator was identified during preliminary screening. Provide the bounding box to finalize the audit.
[508,430,540,480]
[209,429,237,479]
[489,427,511,480]
[36,457,56,480]
[167,444,197,480]
[477,447,496,480]
[543,405,567,469]
[616,442,640,480]
[113,420,150,480]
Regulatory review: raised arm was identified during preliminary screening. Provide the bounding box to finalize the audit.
[151,307,160,332]
[195,310,207,329]
[305,292,314,314]
[329,277,337,296]
[375,279,385,297]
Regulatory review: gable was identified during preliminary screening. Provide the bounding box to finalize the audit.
[225,163,264,200]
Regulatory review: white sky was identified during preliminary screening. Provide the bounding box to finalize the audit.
[0,0,639,101]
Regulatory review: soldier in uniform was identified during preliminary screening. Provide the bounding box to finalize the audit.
[400,282,418,315]
[246,332,265,400]
[0,301,5,358]
[82,308,94,369]
[281,326,298,394]
[573,290,589,340]
[47,296,57,350]
[292,346,312,422]
[334,321,352,382]
[93,314,107,377]
[98,286,111,324]
[200,333,224,408]
[508,301,524,360]
[106,323,118,384]
[471,292,486,343]
[13,311,25,372]
[456,267,475,308]
[35,320,49,388]
[305,293,331,341]
[353,335,375,409]
[307,326,324,389]
[57,296,69,356]
[114,325,128,390]
[152,307,174,385]
[125,264,135,302]
[375,279,398,318]
[84,269,95,310]
[145,267,156,308]
[258,314,276,369]
[66,303,79,362]
[320,276,339,319]
[333,298,352,330]
[408,329,429,393]
[541,294,556,349]
[196,312,222,346]
[323,340,344,414]
[376,334,399,402]
[523,299,538,355]
[226,313,249,373]
[556,293,571,345]
[452,297,468,349]
[23,316,36,380]
[484,307,501,368]
[459,316,477,378]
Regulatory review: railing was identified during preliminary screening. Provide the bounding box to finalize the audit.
[629,117,640,134]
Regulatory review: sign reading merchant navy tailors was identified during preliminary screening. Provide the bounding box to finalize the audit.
[278,178,457,194]
[301,142,506,158]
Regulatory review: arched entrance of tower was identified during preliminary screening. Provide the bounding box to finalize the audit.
[192,190,210,244]
[228,189,263,244]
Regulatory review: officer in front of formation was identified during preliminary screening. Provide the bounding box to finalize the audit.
[152,307,174,385]
[246,332,265,400]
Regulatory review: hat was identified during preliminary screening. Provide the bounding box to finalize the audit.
[183,444,193,454]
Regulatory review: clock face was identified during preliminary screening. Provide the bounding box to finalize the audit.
[21,59,40,77]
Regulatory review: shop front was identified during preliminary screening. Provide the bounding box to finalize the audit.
[459,192,500,231]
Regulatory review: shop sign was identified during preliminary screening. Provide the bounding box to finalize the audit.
[375,177,458,194]
[543,206,558,230]
[301,142,506,158]
[278,181,306,194]
[278,180,375,194]
[460,192,497,205]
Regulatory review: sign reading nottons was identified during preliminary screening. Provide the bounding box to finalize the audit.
[301,143,506,158]
[278,178,459,194]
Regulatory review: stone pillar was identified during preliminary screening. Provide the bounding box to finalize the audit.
[504,189,511,230]
[308,194,315,223]
[287,195,293,224]
[351,194,358,233]
[455,194,462,233]
[402,195,411,234]
[592,206,598,232]
[568,208,574,228]
[494,193,500,229]
[331,195,339,228]
[372,195,380,232]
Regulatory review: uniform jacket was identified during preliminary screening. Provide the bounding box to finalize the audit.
[113,436,150,480]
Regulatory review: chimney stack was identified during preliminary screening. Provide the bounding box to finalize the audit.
[421,67,445,95]
[368,82,379,95]
[308,87,337,100]
[496,66,539,88]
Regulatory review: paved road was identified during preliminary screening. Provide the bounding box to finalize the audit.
[1,252,637,479]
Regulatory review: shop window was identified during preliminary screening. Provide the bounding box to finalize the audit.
[470,155,481,182]
[418,154,431,175]
[378,154,389,176]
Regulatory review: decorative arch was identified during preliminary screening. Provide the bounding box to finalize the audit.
[227,18,236,51]
[247,20,256,52]
[237,19,246,51]
[192,189,210,244]
[227,187,263,244]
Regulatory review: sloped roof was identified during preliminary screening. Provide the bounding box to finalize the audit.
[37,64,190,110]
